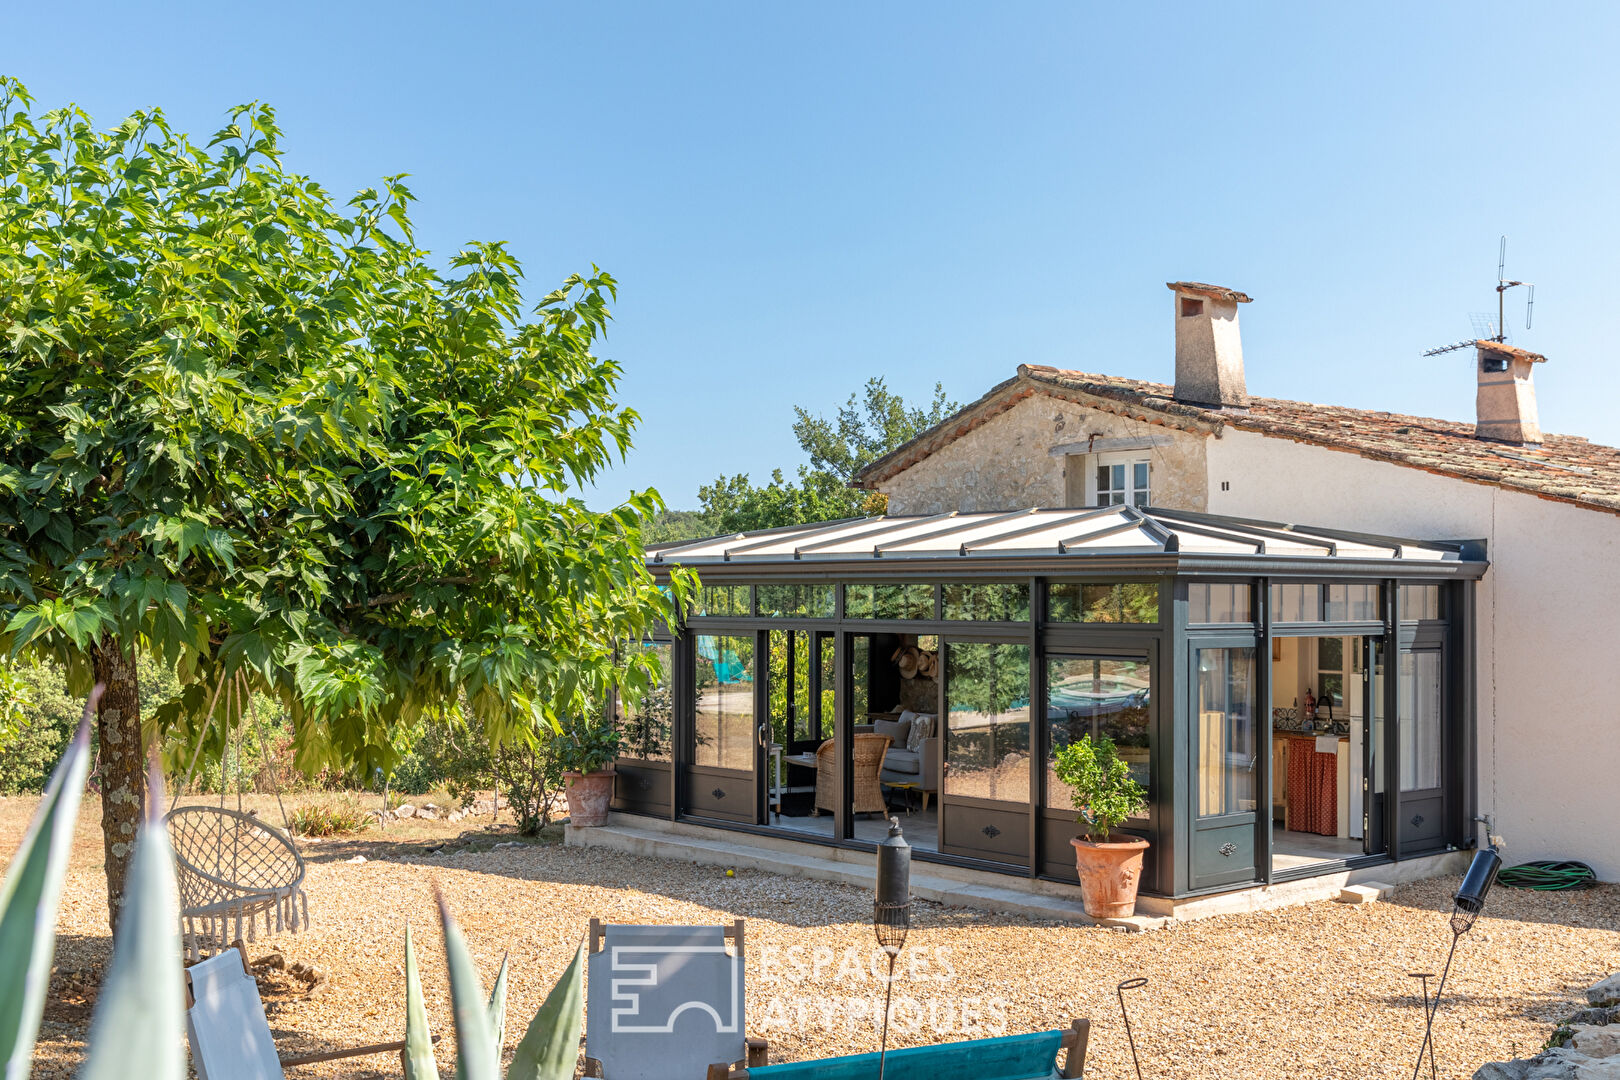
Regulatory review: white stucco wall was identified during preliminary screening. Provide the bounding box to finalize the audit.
[1206,428,1620,880]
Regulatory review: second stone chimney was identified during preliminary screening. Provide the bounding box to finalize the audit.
[1169,281,1252,407]
[1474,340,1546,445]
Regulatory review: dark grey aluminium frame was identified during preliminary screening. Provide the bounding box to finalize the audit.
[627,551,1485,901]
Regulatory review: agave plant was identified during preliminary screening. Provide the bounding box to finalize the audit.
[404,897,585,1080]
[1,684,586,1080]
[1,685,187,1080]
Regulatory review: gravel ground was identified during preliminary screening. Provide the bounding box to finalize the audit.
[8,794,1619,1080]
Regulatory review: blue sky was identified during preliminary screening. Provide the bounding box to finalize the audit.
[11,3,1619,510]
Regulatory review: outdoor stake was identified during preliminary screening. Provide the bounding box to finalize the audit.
[1410,849,1501,1080]
[1117,977,1148,1080]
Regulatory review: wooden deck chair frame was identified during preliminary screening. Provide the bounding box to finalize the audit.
[704,1018,1090,1080]
[185,943,437,1074]
[583,918,767,1078]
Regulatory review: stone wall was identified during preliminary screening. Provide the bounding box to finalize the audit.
[876,393,1211,515]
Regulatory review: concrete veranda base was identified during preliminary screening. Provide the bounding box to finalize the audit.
[564,814,1469,927]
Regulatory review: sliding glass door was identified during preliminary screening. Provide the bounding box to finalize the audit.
[1190,642,1261,890]
[684,632,760,823]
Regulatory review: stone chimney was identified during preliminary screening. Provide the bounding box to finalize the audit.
[1168,281,1252,407]
[1474,340,1546,445]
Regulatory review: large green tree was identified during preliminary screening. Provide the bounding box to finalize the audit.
[0,79,691,922]
[697,377,958,532]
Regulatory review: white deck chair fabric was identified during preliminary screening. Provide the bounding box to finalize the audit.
[185,949,285,1080]
[586,924,747,1080]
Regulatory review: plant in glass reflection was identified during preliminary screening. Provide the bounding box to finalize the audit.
[1053,735,1147,843]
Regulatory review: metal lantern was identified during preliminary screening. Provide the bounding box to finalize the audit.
[1411,847,1503,1080]
[874,817,912,952]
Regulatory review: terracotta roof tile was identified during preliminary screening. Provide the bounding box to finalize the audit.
[854,365,1620,516]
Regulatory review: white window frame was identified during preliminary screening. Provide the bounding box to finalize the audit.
[1084,451,1152,507]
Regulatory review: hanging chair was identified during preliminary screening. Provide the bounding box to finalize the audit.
[167,805,309,961]
[164,670,311,962]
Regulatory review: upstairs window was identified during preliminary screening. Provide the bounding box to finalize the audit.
[1093,452,1151,507]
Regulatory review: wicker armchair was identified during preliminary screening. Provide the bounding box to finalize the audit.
[813,733,892,815]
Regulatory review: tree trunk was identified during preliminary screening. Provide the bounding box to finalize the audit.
[92,638,143,931]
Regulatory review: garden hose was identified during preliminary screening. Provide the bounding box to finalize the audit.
[1496,860,1597,891]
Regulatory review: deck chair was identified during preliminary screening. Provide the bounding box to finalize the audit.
[185,945,433,1079]
[585,919,767,1080]
[705,1020,1089,1080]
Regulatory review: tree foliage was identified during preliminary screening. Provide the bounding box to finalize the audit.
[696,377,958,533]
[0,75,693,781]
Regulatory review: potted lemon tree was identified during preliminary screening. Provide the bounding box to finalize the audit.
[556,721,623,827]
[1053,735,1149,918]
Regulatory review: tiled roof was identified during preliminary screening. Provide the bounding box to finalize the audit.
[854,365,1620,516]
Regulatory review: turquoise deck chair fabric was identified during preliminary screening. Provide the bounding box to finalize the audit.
[743,1028,1067,1080]
[696,638,748,684]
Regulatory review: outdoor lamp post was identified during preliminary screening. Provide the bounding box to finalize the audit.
[874,817,912,1080]
[1411,847,1502,1080]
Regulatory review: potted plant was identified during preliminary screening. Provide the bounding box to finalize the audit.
[1053,734,1149,919]
[555,721,623,827]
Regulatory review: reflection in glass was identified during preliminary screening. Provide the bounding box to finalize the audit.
[618,642,674,761]
[1189,583,1252,624]
[944,643,1031,803]
[1045,656,1150,816]
[1048,582,1159,623]
[845,583,934,620]
[694,634,756,771]
[1196,647,1257,817]
[1400,584,1442,621]
[943,583,1031,622]
[693,585,751,617]
[757,583,836,619]
[1399,651,1442,791]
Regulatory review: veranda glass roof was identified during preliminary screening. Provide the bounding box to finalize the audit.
[647,505,1471,568]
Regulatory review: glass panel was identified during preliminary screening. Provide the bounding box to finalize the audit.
[1323,584,1379,622]
[618,642,674,761]
[693,585,751,617]
[693,634,756,771]
[1132,462,1150,505]
[1315,636,1346,718]
[1371,641,1386,796]
[1195,647,1257,817]
[818,634,836,740]
[1400,584,1442,621]
[1188,583,1251,624]
[849,636,871,720]
[757,583,836,619]
[1270,583,1322,623]
[845,583,934,619]
[943,583,1031,622]
[1399,651,1442,791]
[944,643,1032,803]
[792,630,813,742]
[1045,656,1151,816]
[1047,582,1159,623]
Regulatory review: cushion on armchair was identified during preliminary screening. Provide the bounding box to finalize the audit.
[884,749,921,775]
[904,713,934,752]
[872,717,911,747]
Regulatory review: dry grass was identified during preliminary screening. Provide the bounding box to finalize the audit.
[7,792,1618,1080]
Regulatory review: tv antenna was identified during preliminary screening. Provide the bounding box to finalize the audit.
[1421,236,1535,357]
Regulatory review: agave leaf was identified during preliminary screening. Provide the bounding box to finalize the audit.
[506,941,584,1080]
[0,701,93,1080]
[79,756,185,1080]
[436,892,498,1080]
[403,923,441,1080]
[488,952,510,1057]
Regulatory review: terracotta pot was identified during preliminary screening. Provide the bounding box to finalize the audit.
[1070,834,1150,919]
[563,768,616,827]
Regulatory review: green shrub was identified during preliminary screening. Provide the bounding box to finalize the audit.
[287,796,373,837]
[1052,734,1147,843]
